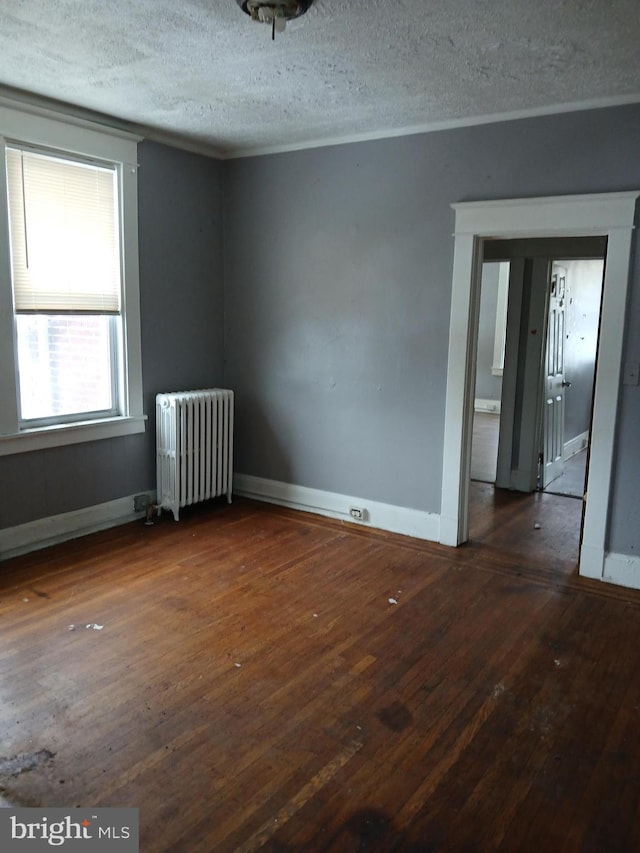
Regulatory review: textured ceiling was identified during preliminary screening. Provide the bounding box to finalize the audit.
[1,0,639,157]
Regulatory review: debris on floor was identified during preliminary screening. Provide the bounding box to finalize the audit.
[534,523,541,529]
[0,749,55,778]
[85,623,104,631]
[388,598,398,605]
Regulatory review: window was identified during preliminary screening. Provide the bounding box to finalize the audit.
[8,147,121,425]
[0,102,144,454]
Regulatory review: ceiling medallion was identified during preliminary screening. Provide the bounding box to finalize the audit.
[236,1,315,40]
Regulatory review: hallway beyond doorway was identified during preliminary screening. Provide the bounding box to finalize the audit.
[468,481,582,573]
[471,411,586,498]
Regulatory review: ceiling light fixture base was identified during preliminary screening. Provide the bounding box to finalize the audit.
[236,1,314,39]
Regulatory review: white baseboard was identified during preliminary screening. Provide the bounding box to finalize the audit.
[603,552,640,590]
[0,490,156,561]
[564,430,589,461]
[474,398,501,414]
[233,474,440,542]
[5,482,634,592]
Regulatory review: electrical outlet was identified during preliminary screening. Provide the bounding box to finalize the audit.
[349,506,366,521]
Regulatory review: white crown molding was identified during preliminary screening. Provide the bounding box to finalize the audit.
[221,93,640,159]
[0,91,141,144]
[134,128,227,161]
[4,85,639,163]
[0,87,225,161]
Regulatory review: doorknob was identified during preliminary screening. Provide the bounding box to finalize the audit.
[562,380,572,388]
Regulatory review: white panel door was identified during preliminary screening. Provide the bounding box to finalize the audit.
[542,264,567,488]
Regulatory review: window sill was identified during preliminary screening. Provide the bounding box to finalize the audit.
[0,415,147,456]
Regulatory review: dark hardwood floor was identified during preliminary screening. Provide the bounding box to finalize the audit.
[468,480,583,575]
[1,498,639,851]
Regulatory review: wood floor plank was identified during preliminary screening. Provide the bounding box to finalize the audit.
[1,497,640,851]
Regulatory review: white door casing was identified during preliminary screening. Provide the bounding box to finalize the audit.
[440,192,638,581]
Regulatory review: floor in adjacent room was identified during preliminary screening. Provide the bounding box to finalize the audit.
[1,497,639,851]
[470,411,587,499]
[469,410,587,573]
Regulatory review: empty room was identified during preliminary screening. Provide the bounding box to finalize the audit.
[1,2,640,850]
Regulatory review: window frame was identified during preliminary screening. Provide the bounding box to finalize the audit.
[0,100,145,456]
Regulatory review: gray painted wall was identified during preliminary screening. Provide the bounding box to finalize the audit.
[223,140,451,509]
[0,141,224,530]
[2,106,638,563]
[561,259,603,443]
[476,263,504,403]
[223,104,640,556]
[137,142,225,469]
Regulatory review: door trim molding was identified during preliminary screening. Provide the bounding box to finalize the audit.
[440,192,639,583]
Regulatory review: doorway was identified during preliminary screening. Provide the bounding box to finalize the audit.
[440,192,638,581]
[468,248,605,565]
[471,247,604,496]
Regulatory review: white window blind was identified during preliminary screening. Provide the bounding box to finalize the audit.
[6,147,121,314]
